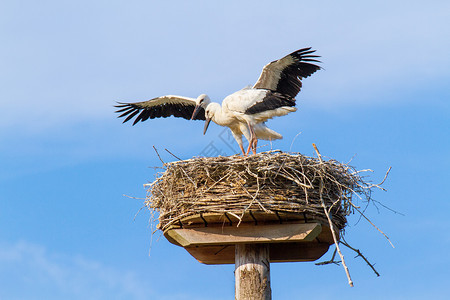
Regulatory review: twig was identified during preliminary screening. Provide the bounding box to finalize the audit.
[351,203,395,248]
[289,131,302,152]
[122,194,146,201]
[133,205,146,221]
[341,240,380,277]
[372,199,404,216]
[312,143,322,162]
[164,148,183,161]
[313,143,354,287]
[320,182,353,286]
[316,247,340,265]
[375,166,391,187]
[153,146,165,165]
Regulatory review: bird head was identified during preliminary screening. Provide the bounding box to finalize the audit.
[190,94,211,120]
[202,106,215,135]
[191,94,213,135]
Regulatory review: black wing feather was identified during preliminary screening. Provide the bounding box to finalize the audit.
[245,91,296,114]
[253,47,321,98]
[123,109,140,123]
[114,101,206,125]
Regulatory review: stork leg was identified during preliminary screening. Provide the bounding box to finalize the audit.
[252,137,258,155]
[246,123,257,156]
[245,143,252,156]
[230,129,247,156]
[239,143,246,156]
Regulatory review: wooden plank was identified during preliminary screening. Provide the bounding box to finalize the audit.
[167,211,314,230]
[269,242,330,263]
[164,223,321,247]
[186,245,235,264]
[315,224,336,244]
[184,242,330,265]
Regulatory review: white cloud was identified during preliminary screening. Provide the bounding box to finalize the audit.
[0,240,151,300]
[0,240,232,300]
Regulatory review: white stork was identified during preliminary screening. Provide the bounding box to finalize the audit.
[115,48,321,155]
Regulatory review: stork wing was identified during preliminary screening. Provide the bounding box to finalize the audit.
[253,47,321,98]
[115,95,206,125]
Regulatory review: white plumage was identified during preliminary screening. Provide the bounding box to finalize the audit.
[115,48,321,155]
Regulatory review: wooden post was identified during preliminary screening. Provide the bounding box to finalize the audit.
[235,244,271,300]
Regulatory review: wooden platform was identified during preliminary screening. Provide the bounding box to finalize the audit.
[163,212,336,265]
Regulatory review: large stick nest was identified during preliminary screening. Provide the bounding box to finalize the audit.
[146,150,377,232]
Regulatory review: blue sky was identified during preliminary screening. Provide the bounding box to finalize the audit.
[1,0,449,299]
